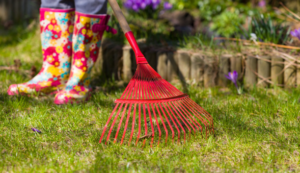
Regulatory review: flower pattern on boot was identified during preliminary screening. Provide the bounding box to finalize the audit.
[54,12,117,104]
[8,8,75,96]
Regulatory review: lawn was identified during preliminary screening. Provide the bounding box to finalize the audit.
[1,25,300,172]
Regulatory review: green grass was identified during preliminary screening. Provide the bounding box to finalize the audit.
[1,26,300,172]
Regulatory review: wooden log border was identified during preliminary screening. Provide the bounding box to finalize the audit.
[97,41,300,88]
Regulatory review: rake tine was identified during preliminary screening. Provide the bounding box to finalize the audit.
[138,70,143,100]
[129,79,136,99]
[171,100,195,133]
[142,76,146,100]
[121,73,136,99]
[145,71,151,100]
[135,103,142,145]
[147,104,155,146]
[145,69,170,98]
[151,104,161,145]
[142,103,147,146]
[147,75,159,99]
[141,80,148,146]
[121,103,133,145]
[187,99,212,124]
[153,81,168,98]
[143,65,164,99]
[114,103,129,143]
[193,107,214,134]
[128,104,137,145]
[147,83,156,99]
[164,102,183,142]
[105,103,124,143]
[132,69,141,99]
[178,100,203,132]
[182,99,209,127]
[156,80,172,98]
[151,79,166,98]
[175,100,199,133]
[161,79,181,95]
[169,101,191,135]
[133,69,140,100]
[99,103,120,143]
[156,103,168,143]
[190,103,214,135]
[159,103,174,140]
[185,99,210,129]
[182,100,209,137]
[187,99,214,133]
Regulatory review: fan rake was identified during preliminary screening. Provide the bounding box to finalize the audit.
[99,0,214,145]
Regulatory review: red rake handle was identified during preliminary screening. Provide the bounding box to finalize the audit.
[108,0,148,64]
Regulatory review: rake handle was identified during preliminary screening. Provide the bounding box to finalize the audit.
[108,0,147,64]
[108,0,131,33]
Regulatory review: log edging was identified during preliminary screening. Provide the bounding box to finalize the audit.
[96,41,300,88]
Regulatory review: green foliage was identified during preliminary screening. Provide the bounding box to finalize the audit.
[250,15,291,44]
[179,33,215,50]
[211,10,245,38]
[198,0,232,21]
[169,0,199,10]
[0,21,36,47]
[104,13,179,46]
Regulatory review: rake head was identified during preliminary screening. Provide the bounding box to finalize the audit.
[99,62,214,146]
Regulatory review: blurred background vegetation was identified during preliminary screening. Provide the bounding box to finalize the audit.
[0,0,300,49]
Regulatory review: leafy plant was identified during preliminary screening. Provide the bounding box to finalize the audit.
[198,0,232,21]
[249,15,291,44]
[211,10,245,38]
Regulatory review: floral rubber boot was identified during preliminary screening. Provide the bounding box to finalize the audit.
[54,12,116,104]
[8,8,75,96]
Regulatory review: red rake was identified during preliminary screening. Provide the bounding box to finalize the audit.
[100,0,214,145]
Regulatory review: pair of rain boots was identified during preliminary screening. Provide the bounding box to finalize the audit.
[7,8,116,104]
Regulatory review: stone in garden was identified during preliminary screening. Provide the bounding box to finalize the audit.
[284,57,296,88]
[257,55,270,88]
[123,45,133,82]
[218,55,230,87]
[245,56,257,88]
[167,51,177,82]
[204,54,216,88]
[176,50,191,81]
[230,54,243,83]
[157,51,168,80]
[191,53,204,84]
[271,52,284,86]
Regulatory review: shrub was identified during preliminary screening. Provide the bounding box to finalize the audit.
[211,10,245,38]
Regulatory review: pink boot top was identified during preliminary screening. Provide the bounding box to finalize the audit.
[54,12,116,104]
